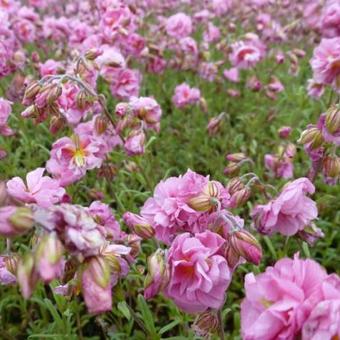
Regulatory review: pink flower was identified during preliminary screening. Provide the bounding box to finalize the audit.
[46,135,105,186]
[7,168,65,208]
[320,1,340,38]
[252,178,318,236]
[241,254,328,340]
[166,13,192,39]
[0,206,34,237]
[88,201,123,241]
[165,231,231,313]
[264,154,294,179]
[124,129,145,156]
[172,83,201,108]
[310,37,340,88]
[140,170,213,244]
[39,59,63,76]
[223,68,239,83]
[0,97,13,136]
[230,36,265,69]
[109,68,141,100]
[129,96,162,132]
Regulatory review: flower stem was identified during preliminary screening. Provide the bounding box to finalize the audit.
[217,308,225,340]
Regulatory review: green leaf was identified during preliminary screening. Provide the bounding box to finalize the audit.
[159,319,180,335]
[117,301,131,320]
[137,294,158,337]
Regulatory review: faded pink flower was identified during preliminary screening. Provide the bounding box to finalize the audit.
[252,178,318,236]
[166,13,192,39]
[165,231,231,313]
[7,168,65,208]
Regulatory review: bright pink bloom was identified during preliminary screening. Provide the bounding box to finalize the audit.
[223,68,239,83]
[166,13,192,39]
[320,0,340,38]
[46,135,105,186]
[165,231,231,313]
[241,254,328,340]
[7,168,65,208]
[124,129,145,156]
[109,68,141,100]
[39,59,63,76]
[310,37,340,88]
[252,178,318,236]
[172,83,200,108]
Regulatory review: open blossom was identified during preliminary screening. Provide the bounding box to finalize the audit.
[252,178,318,236]
[230,36,265,69]
[310,37,340,88]
[88,201,123,240]
[7,168,65,208]
[165,231,231,313]
[320,0,340,38]
[166,13,192,39]
[172,83,201,108]
[46,135,105,186]
[109,68,141,100]
[241,254,329,340]
[129,96,162,132]
[140,170,229,244]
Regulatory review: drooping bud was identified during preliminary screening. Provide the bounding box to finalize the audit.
[81,256,112,314]
[46,84,62,105]
[188,181,221,212]
[76,90,93,111]
[229,187,251,208]
[94,115,108,135]
[199,97,208,113]
[35,232,64,283]
[230,230,262,265]
[226,152,247,163]
[322,156,340,179]
[226,177,244,195]
[0,206,34,237]
[325,105,340,134]
[207,112,225,136]
[192,311,219,337]
[23,81,41,102]
[144,249,169,299]
[297,223,324,246]
[278,126,292,139]
[126,234,142,258]
[0,255,18,285]
[123,212,155,239]
[49,115,65,134]
[84,48,103,61]
[17,254,37,299]
[224,162,240,176]
[297,127,323,149]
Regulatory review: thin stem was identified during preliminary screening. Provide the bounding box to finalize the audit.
[217,308,225,340]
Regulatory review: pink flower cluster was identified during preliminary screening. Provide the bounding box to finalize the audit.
[241,254,340,340]
[172,83,201,109]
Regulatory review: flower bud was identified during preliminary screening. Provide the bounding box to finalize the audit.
[35,232,64,282]
[76,90,93,111]
[124,129,145,156]
[86,256,111,289]
[49,115,65,134]
[325,105,340,134]
[144,249,169,300]
[192,311,219,337]
[123,212,154,239]
[199,97,208,113]
[84,48,103,60]
[297,223,324,246]
[0,206,34,237]
[230,230,262,265]
[226,177,244,195]
[0,255,17,285]
[46,84,62,105]
[229,187,251,208]
[17,254,37,298]
[297,127,323,149]
[224,162,240,176]
[188,181,221,212]
[278,126,292,139]
[207,112,225,136]
[94,115,108,135]
[23,81,41,101]
[226,152,247,163]
[115,102,129,116]
[21,105,39,118]
[322,156,340,179]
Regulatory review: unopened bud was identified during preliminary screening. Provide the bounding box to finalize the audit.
[297,223,324,246]
[46,84,62,105]
[297,127,323,149]
[4,254,19,275]
[17,254,37,299]
[226,177,244,195]
[188,181,221,212]
[9,207,34,233]
[224,162,240,176]
[278,126,292,139]
[199,97,208,113]
[126,234,142,258]
[226,152,247,163]
[192,311,219,337]
[94,115,108,135]
[84,48,103,61]
[86,256,111,288]
[207,112,225,136]
[144,249,169,299]
[24,81,41,101]
[230,230,262,265]
[230,187,251,208]
[123,212,155,239]
[325,105,340,134]
[49,115,65,134]
[76,90,93,111]
[322,156,340,178]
